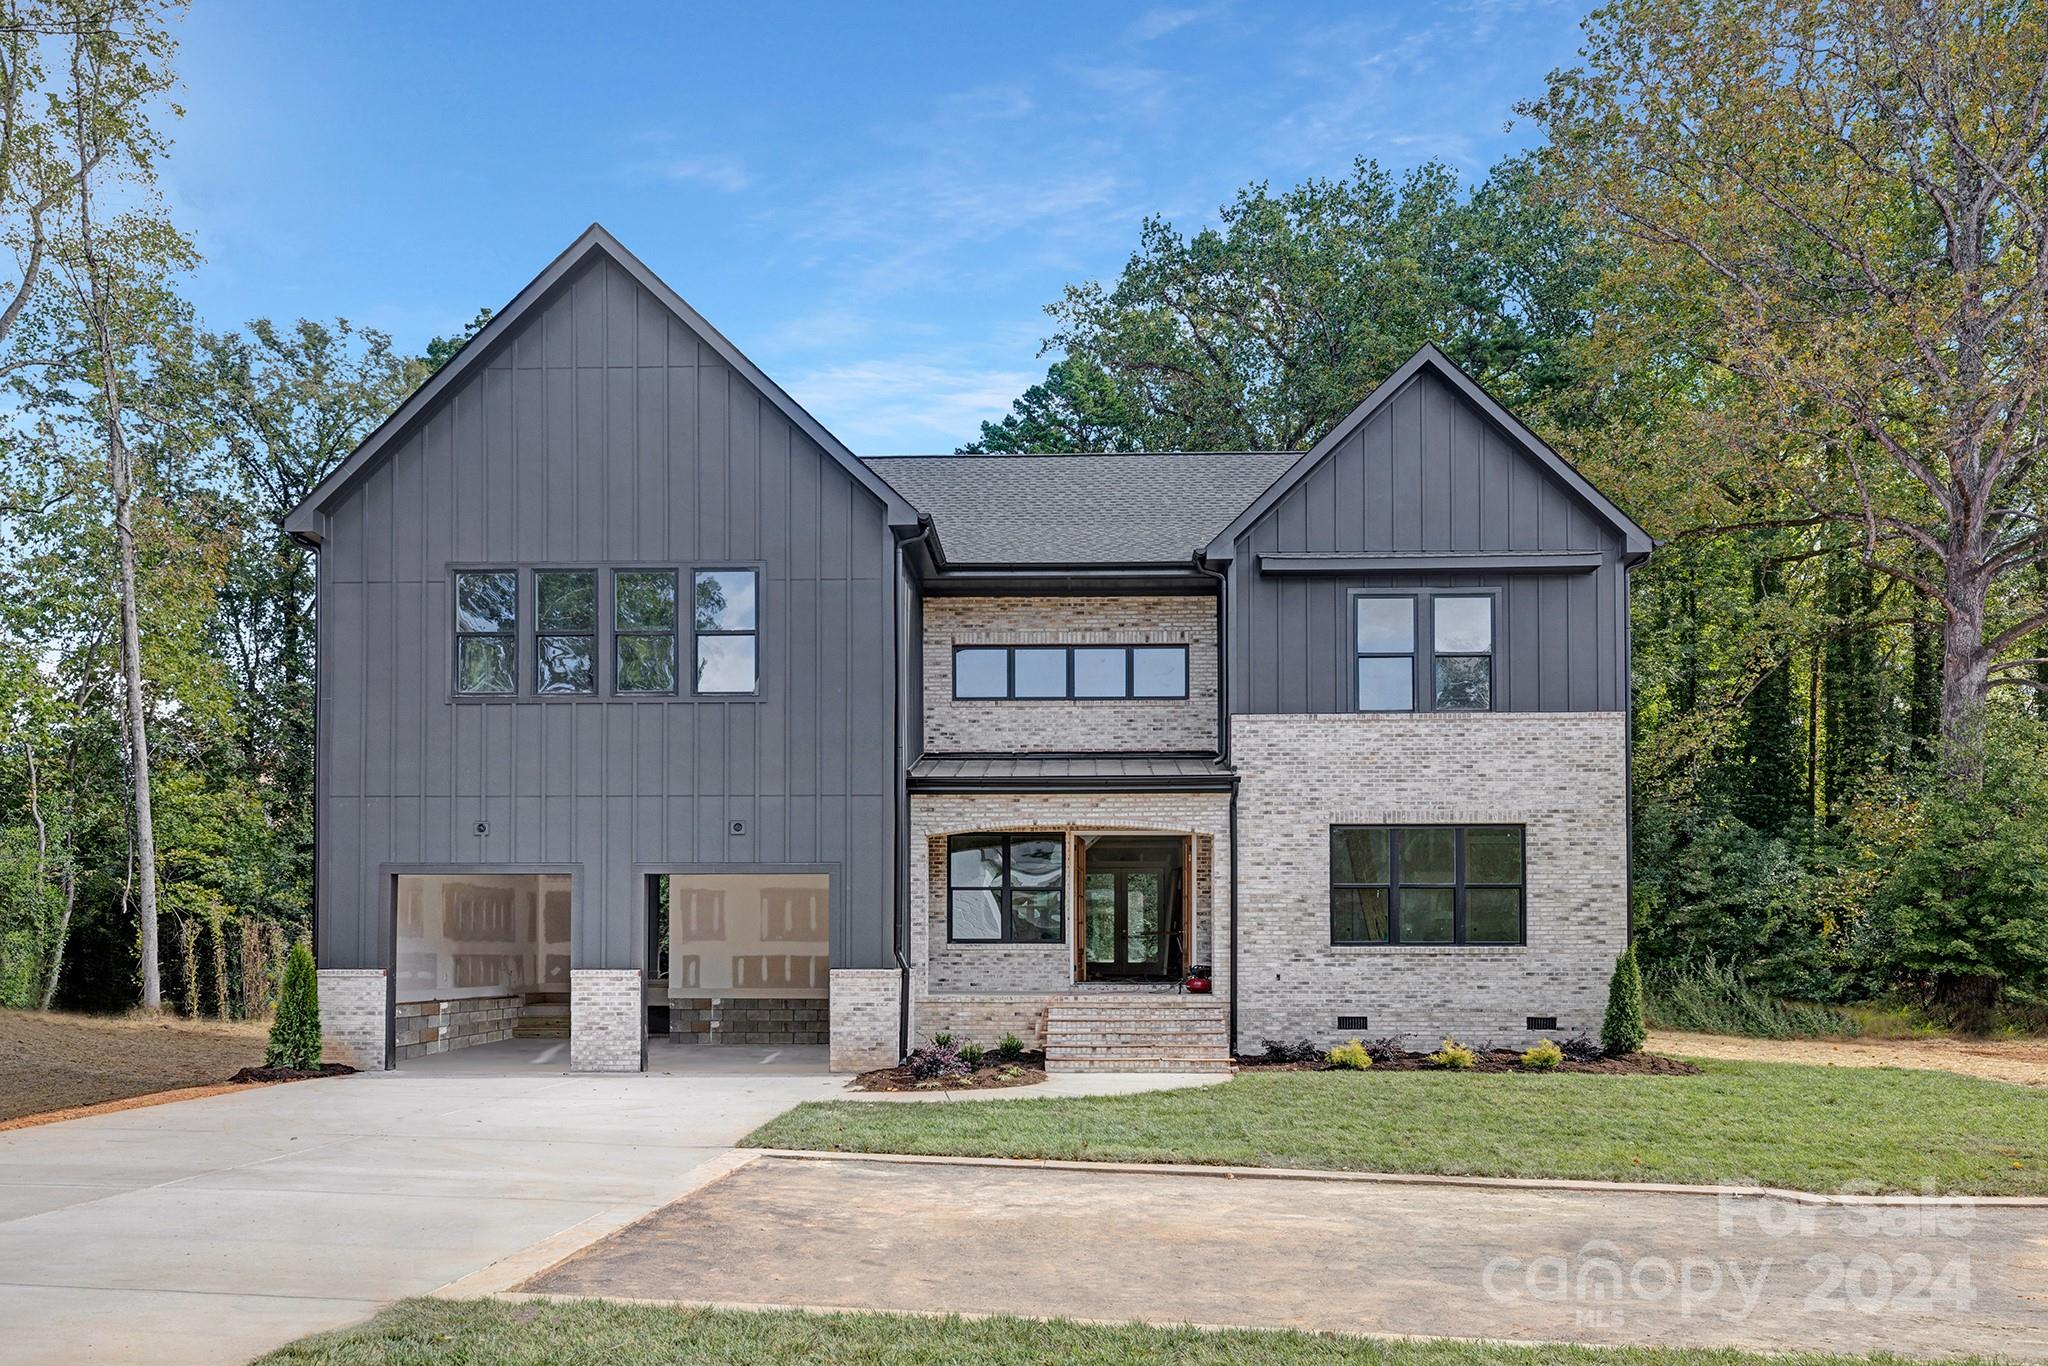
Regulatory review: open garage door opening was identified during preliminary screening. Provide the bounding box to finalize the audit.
[648,873,829,1056]
[393,873,571,1066]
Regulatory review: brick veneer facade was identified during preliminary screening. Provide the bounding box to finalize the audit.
[317,968,388,1071]
[922,595,1218,752]
[570,968,644,1072]
[1232,711,1629,1050]
[909,791,1232,1046]
[829,968,901,1072]
[669,995,828,1046]
[394,993,520,1060]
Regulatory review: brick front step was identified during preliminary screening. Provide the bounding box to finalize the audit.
[1044,1058,1235,1073]
[1044,996,1232,1072]
[511,1020,571,1038]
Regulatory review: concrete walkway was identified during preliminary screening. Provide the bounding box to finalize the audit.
[0,1060,844,1364]
[523,1152,2048,1360]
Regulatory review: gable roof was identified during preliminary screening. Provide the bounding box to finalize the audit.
[866,450,1295,567]
[1202,344,1654,561]
[282,224,918,543]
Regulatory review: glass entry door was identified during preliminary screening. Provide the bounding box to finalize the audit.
[1082,839,1181,979]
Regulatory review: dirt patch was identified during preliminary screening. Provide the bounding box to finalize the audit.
[854,1052,1049,1092]
[1651,1030,2048,1088]
[0,1007,270,1122]
[1238,1048,1700,1076]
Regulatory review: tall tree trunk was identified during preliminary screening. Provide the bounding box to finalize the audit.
[1938,570,1990,788]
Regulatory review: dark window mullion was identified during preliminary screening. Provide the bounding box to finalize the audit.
[1388,830,1402,945]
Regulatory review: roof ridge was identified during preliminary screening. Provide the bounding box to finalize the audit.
[863,449,1291,462]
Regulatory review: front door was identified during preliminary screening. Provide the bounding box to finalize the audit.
[1083,840,1180,979]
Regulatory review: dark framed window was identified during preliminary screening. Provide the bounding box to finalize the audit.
[453,569,517,695]
[1432,595,1494,711]
[1330,825,1524,945]
[947,833,1065,943]
[1353,596,1416,711]
[1352,592,1498,713]
[613,569,678,695]
[949,645,1188,700]
[693,568,759,694]
[534,570,597,695]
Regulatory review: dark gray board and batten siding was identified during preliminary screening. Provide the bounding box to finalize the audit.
[313,254,899,975]
[1229,367,1631,714]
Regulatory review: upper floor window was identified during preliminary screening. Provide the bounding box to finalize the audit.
[534,570,597,695]
[454,570,517,695]
[1330,825,1524,946]
[614,570,678,695]
[952,645,1188,701]
[694,569,759,694]
[1353,593,1495,712]
[948,833,1065,942]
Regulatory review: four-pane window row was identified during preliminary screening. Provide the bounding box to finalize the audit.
[1355,592,1495,712]
[454,567,760,697]
[953,645,1188,700]
[1330,824,1525,946]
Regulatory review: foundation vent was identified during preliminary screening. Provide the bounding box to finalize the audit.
[1526,1015,1558,1030]
[1336,1014,1369,1030]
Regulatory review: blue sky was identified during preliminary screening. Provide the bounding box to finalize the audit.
[170,1,1592,453]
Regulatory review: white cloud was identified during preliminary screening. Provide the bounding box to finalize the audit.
[1129,5,1210,41]
[783,356,1042,452]
[648,154,752,192]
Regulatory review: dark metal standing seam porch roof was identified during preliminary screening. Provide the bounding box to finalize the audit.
[906,753,1236,793]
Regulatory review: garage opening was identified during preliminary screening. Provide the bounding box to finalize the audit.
[393,873,571,1063]
[648,873,828,1049]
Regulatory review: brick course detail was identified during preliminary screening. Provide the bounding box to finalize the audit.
[669,996,828,1046]
[318,968,387,1071]
[571,968,644,1072]
[394,994,521,1060]
[923,595,1218,752]
[1234,712,1628,1051]
[829,968,901,1073]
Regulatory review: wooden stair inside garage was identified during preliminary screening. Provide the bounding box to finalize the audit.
[512,989,570,1039]
[1044,995,1234,1073]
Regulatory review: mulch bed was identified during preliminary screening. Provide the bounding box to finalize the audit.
[229,1062,358,1084]
[1237,1049,1700,1076]
[853,1051,1049,1092]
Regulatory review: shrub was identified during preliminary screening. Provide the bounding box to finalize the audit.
[1427,1037,1476,1070]
[1364,1035,1409,1064]
[1602,944,1648,1056]
[1520,1039,1564,1070]
[265,940,321,1071]
[1325,1041,1372,1070]
[959,1042,985,1066]
[1645,959,1857,1039]
[1259,1038,1322,1064]
[905,1041,966,1079]
[996,1033,1025,1059]
[1559,1035,1604,1064]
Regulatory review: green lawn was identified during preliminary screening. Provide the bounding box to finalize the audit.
[259,1297,1960,1365]
[744,1059,2048,1195]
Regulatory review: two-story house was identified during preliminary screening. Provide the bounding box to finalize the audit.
[284,226,1651,1075]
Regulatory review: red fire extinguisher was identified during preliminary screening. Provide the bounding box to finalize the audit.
[1184,963,1213,994]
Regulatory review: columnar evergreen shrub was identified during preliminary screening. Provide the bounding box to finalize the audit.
[265,940,321,1070]
[1602,944,1648,1056]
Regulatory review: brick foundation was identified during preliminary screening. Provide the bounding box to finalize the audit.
[570,968,644,1072]
[317,968,388,1071]
[828,968,900,1073]
[668,996,828,1045]
[394,993,521,1060]
[915,994,1049,1050]
[1234,712,1629,1050]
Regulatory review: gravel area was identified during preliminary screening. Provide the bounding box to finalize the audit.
[1652,1029,2048,1088]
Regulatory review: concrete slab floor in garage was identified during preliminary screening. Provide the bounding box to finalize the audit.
[0,1067,845,1365]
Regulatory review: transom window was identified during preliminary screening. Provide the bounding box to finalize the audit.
[694,569,759,694]
[614,569,679,695]
[453,570,517,695]
[1330,825,1524,945]
[1352,593,1495,712]
[534,570,597,695]
[952,645,1188,700]
[947,833,1066,943]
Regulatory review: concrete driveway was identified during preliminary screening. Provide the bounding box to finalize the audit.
[0,1051,842,1365]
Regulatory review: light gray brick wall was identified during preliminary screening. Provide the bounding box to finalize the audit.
[829,968,901,1072]
[923,596,1217,752]
[909,792,1232,1035]
[317,968,387,1071]
[570,968,644,1072]
[916,995,1050,1051]
[1234,712,1628,1051]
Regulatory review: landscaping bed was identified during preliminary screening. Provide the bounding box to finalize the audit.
[855,1055,1046,1091]
[229,1062,357,1084]
[1237,1042,1700,1076]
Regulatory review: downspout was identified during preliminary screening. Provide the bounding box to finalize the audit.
[893,516,938,1061]
[1192,552,1238,1057]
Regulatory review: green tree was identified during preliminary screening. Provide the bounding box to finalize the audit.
[1602,944,1648,1056]
[265,938,320,1069]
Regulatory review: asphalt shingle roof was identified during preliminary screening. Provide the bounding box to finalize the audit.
[864,452,1297,566]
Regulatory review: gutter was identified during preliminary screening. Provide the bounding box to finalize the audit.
[1192,552,1239,1057]
[892,516,938,1062]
